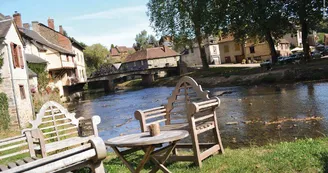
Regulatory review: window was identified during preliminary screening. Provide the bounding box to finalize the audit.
[235,43,241,51]
[250,46,255,53]
[19,85,26,99]
[141,61,144,65]
[10,42,24,69]
[66,55,69,61]
[224,45,229,53]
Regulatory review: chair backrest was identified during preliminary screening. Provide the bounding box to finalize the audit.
[165,76,210,124]
[29,101,80,144]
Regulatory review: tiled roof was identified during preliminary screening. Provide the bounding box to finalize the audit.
[25,53,48,63]
[110,47,120,56]
[20,28,74,55]
[278,39,289,44]
[0,19,12,38]
[125,46,179,63]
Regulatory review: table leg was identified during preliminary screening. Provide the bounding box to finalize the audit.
[149,141,177,173]
[135,146,155,173]
[111,146,136,173]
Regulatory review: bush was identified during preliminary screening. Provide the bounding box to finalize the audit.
[0,93,10,129]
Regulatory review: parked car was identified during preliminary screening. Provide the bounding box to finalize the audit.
[277,56,289,64]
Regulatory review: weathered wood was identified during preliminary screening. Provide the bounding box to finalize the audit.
[0,165,8,171]
[106,131,188,147]
[135,146,155,173]
[7,162,17,168]
[0,136,26,147]
[15,160,26,166]
[149,123,160,136]
[0,149,29,160]
[134,76,225,167]
[145,119,166,126]
[145,113,166,120]
[0,142,27,152]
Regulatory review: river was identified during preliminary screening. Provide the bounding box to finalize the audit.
[67,81,328,149]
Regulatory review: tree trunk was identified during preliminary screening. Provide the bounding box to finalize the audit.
[265,31,278,64]
[301,19,310,61]
[195,27,209,69]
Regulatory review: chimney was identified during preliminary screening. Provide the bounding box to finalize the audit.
[48,18,54,30]
[163,45,166,52]
[32,21,39,33]
[13,11,22,28]
[59,25,64,34]
[23,23,30,30]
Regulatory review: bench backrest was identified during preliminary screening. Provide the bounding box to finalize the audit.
[135,76,211,131]
[29,101,80,144]
[166,76,210,124]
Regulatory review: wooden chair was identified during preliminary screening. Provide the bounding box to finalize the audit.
[28,101,101,156]
[135,76,224,167]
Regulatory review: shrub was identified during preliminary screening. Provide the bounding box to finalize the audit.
[0,93,10,129]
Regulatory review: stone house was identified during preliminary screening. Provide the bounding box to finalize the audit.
[109,46,135,63]
[121,46,180,75]
[275,39,291,57]
[244,41,271,62]
[0,17,34,128]
[13,12,87,97]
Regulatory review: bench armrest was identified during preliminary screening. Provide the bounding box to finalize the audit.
[187,97,220,118]
[135,106,166,132]
[78,115,101,137]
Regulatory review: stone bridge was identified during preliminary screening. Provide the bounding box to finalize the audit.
[87,67,178,92]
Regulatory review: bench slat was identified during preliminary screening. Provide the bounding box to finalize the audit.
[0,165,8,171]
[0,142,27,152]
[40,122,72,130]
[15,160,26,166]
[43,126,77,136]
[42,117,70,124]
[0,136,26,147]
[0,149,29,160]
[8,144,92,173]
[195,114,214,122]
[43,113,65,119]
[7,162,17,168]
[146,119,166,126]
[23,157,35,163]
[145,113,166,120]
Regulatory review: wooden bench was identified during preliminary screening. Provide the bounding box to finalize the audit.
[135,76,224,167]
[28,101,101,156]
[0,101,107,172]
[0,130,107,173]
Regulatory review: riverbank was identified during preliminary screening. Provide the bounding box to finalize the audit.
[104,137,328,173]
[153,58,328,88]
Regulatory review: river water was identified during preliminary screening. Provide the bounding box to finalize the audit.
[68,82,328,149]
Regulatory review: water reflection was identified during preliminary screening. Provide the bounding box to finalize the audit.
[68,82,328,149]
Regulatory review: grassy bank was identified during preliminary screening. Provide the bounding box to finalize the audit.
[104,138,328,173]
[154,58,328,87]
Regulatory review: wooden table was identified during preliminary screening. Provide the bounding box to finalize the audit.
[106,130,189,173]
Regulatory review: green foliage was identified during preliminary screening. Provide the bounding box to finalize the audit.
[83,44,109,76]
[27,63,48,91]
[317,32,326,44]
[147,0,228,69]
[110,44,115,48]
[0,93,10,130]
[134,30,157,51]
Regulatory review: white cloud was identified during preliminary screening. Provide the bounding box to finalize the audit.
[70,5,146,20]
[74,22,156,47]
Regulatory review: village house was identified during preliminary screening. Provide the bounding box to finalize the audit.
[181,35,275,66]
[109,46,135,63]
[12,12,87,97]
[275,39,291,57]
[121,46,180,77]
[0,16,34,128]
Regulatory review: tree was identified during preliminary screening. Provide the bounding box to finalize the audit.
[227,0,293,63]
[135,30,149,51]
[147,0,228,69]
[110,44,115,48]
[148,35,159,47]
[286,0,325,61]
[63,30,68,37]
[83,44,109,76]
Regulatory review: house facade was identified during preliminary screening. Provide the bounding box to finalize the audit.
[109,46,135,63]
[244,41,271,62]
[122,46,180,76]
[13,12,87,97]
[0,18,34,128]
[275,39,291,57]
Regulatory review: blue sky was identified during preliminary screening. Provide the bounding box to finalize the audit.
[0,0,156,47]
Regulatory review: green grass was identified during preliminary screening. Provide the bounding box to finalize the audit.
[103,138,328,173]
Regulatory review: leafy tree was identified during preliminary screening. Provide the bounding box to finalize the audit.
[135,30,149,51]
[286,0,325,61]
[111,44,115,48]
[147,0,228,69]
[148,35,159,47]
[83,44,109,76]
[227,0,293,63]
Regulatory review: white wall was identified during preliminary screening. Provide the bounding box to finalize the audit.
[72,45,87,82]
[147,56,180,69]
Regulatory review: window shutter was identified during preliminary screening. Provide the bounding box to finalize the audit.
[18,45,24,69]
[10,43,17,68]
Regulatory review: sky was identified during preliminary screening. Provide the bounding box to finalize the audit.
[0,0,156,48]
